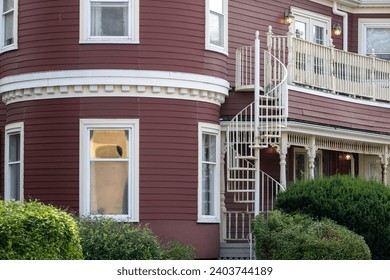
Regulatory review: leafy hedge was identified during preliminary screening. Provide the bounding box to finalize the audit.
[252,211,371,260]
[276,175,390,259]
[77,216,195,260]
[0,200,83,260]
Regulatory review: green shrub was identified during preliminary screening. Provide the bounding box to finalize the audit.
[78,216,162,260]
[252,211,371,260]
[276,175,390,259]
[0,200,83,260]
[161,241,195,260]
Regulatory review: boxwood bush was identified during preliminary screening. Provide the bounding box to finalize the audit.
[0,200,83,260]
[78,216,195,260]
[252,211,371,260]
[276,175,390,259]
[78,216,162,260]
[161,241,195,260]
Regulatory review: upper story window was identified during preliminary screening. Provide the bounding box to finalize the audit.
[206,0,228,55]
[80,0,139,44]
[0,0,17,52]
[291,7,331,46]
[359,19,390,60]
[5,122,24,201]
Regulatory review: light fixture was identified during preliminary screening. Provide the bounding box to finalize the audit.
[345,154,352,160]
[284,8,294,25]
[333,23,342,36]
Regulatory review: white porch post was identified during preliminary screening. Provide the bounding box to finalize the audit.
[381,145,389,186]
[306,136,317,180]
[254,31,261,216]
[220,131,227,241]
[278,132,288,188]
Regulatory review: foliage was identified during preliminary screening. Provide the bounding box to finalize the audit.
[0,200,83,260]
[161,241,195,260]
[77,216,162,260]
[276,175,390,259]
[252,211,371,260]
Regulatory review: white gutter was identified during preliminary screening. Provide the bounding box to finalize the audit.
[333,1,348,51]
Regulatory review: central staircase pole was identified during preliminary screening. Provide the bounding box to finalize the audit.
[254,31,260,216]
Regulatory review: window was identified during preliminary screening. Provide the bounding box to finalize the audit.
[206,0,228,54]
[198,123,220,223]
[80,119,139,221]
[0,0,17,52]
[4,122,23,201]
[80,0,139,44]
[359,19,390,60]
[291,7,331,46]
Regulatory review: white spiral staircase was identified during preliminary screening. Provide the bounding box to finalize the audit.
[223,32,288,246]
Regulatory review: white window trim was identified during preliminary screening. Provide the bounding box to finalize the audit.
[79,119,139,222]
[4,122,24,201]
[358,18,390,56]
[79,0,140,44]
[198,122,220,223]
[205,0,228,56]
[0,0,18,53]
[291,7,331,46]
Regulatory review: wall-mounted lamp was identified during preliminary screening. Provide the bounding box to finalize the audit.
[333,23,342,36]
[284,9,294,25]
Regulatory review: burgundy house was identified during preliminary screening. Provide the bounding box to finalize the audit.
[0,0,389,259]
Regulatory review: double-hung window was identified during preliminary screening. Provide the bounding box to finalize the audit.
[359,19,390,60]
[206,0,228,54]
[198,123,220,223]
[5,122,23,201]
[80,0,139,43]
[1,0,17,52]
[80,119,139,221]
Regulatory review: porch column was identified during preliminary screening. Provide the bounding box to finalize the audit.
[306,136,318,180]
[220,131,227,241]
[381,145,389,186]
[278,132,288,188]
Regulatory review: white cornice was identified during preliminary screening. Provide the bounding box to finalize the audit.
[0,70,230,105]
[310,0,390,13]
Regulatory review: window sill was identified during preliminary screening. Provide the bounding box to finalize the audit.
[197,217,220,224]
[206,44,228,56]
[1,44,18,54]
[79,39,140,44]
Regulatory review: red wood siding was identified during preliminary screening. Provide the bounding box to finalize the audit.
[289,90,390,134]
[5,97,220,258]
[0,102,6,197]
[0,0,227,80]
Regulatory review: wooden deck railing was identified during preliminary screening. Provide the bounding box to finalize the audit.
[236,26,390,102]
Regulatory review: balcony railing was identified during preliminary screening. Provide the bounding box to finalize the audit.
[236,26,390,102]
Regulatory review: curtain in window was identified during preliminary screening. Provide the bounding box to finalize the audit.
[202,134,216,216]
[89,130,129,215]
[367,28,390,60]
[91,1,129,37]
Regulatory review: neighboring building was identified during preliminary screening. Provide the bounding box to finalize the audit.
[0,0,389,259]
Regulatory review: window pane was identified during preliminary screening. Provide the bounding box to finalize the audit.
[210,0,223,14]
[210,11,223,47]
[313,25,324,45]
[9,134,20,162]
[90,161,128,215]
[3,0,14,11]
[202,134,216,162]
[91,2,129,36]
[295,21,306,40]
[4,11,14,46]
[295,153,306,181]
[10,163,20,200]
[90,130,128,159]
[367,28,390,59]
[202,163,215,216]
